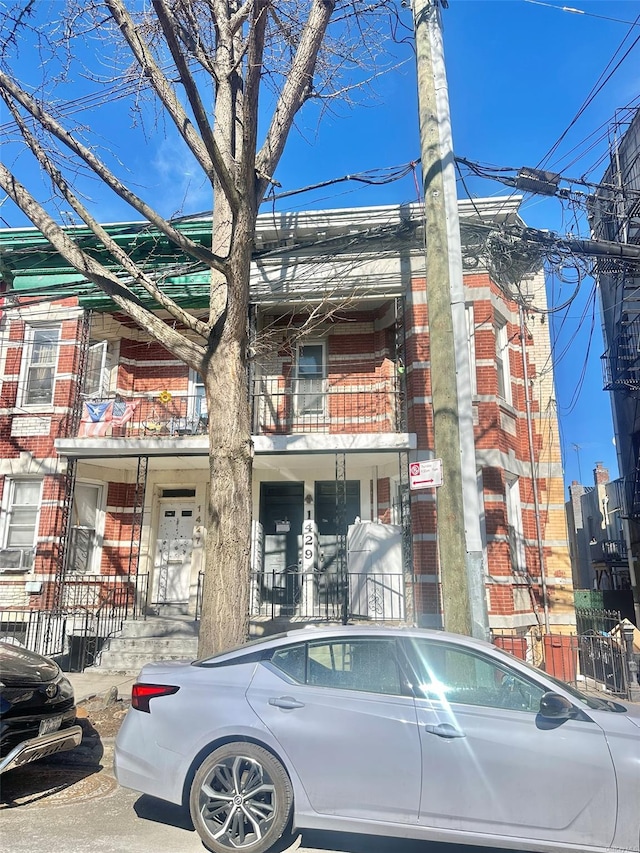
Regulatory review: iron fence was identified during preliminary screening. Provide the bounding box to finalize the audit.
[76,380,406,440]
[0,573,149,672]
[249,570,405,621]
[492,611,635,700]
[575,607,621,635]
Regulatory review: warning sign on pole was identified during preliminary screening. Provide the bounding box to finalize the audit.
[409,459,443,490]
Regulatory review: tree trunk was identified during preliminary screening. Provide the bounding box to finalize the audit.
[198,206,254,656]
[199,335,252,655]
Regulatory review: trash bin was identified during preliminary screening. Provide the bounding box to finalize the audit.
[68,631,97,672]
[493,635,527,660]
[543,634,577,682]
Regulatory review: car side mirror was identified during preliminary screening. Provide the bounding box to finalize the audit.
[539,691,575,720]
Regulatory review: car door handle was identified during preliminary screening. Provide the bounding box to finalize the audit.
[268,696,305,709]
[424,723,465,739]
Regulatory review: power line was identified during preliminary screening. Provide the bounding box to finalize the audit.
[524,0,640,29]
[537,13,640,171]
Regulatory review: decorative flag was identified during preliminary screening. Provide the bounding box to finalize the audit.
[78,401,113,437]
[112,400,138,428]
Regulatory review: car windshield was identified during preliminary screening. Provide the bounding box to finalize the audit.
[492,647,629,712]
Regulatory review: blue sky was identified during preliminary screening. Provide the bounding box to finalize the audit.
[271,0,639,494]
[3,0,639,493]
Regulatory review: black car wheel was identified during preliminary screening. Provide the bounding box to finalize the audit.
[190,742,293,853]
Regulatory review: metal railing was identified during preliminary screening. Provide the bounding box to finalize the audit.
[575,607,621,635]
[492,609,637,700]
[77,395,207,438]
[0,573,149,672]
[249,570,405,621]
[76,377,406,440]
[590,539,627,563]
[251,376,404,434]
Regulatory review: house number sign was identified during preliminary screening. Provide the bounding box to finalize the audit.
[302,519,317,572]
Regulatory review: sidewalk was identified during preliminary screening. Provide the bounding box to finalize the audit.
[66,670,138,703]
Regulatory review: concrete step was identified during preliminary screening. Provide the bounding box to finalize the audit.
[90,614,200,674]
[116,616,199,639]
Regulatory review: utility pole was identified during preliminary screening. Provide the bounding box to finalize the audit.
[412,0,489,639]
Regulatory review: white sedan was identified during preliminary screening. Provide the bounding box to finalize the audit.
[114,625,640,853]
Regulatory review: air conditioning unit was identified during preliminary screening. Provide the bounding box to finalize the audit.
[0,548,33,571]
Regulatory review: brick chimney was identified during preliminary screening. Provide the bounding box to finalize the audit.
[593,462,609,485]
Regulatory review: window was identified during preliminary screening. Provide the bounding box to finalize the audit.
[506,475,527,574]
[271,638,402,695]
[0,480,42,571]
[407,640,545,712]
[189,369,207,422]
[295,341,326,417]
[21,326,60,406]
[84,341,108,397]
[494,318,511,404]
[67,482,103,574]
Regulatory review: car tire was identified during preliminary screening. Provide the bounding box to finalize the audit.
[189,742,293,853]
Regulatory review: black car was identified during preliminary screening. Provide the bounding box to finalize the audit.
[0,641,82,774]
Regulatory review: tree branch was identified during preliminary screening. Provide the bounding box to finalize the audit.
[104,0,241,212]
[256,0,335,198]
[240,0,268,203]
[0,71,227,274]
[0,163,207,370]
[151,0,220,174]
[3,93,212,339]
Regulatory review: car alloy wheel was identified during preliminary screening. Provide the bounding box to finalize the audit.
[190,742,293,853]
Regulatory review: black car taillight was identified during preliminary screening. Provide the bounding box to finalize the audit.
[131,683,180,713]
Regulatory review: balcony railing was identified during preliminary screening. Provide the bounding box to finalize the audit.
[601,315,640,392]
[77,395,208,438]
[76,377,405,440]
[590,538,628,564]
[251,376,404,434]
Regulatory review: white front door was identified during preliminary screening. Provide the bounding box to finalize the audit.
[152,502,195,605]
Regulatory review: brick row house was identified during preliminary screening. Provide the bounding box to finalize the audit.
[0,199,574,661]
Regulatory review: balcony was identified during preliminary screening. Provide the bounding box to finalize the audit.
[71,377,405,443]
[590,539,628,564]
[75,395,208,439]
[251,376,404,435]
[601,315,640,392]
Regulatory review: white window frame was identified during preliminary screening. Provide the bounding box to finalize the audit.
[19,324,61,407]
[83,340,109,398]
[506,474,527,574]
[189,368,207,421]
[67,481,105,575]
[494,317,512,405]
[294,340,327,418]
[0,478,43,572]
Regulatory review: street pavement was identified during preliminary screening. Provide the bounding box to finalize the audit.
[1,763,534,853]
[66,669,139,703]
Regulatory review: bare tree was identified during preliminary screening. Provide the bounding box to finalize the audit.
[0,0,406,654]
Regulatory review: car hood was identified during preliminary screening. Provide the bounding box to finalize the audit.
[0,642,59,685]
